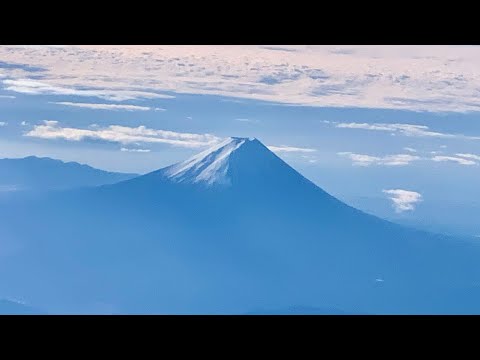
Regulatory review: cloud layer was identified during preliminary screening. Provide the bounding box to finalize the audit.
[3,79,173,101]
[383,189,423,213]
[3,45,480,112]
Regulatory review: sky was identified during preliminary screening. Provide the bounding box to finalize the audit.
[1,45,480,235]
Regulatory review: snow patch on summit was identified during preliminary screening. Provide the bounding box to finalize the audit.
[165,137,250,186]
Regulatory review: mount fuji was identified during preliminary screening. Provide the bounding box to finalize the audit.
[1,137,480,314]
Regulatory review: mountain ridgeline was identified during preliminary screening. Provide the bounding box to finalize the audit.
[1,138,480,314]
[0,156,137,192]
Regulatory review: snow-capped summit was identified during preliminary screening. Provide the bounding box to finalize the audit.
[163,137,260,186]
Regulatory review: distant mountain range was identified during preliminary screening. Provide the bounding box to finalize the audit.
[0,156,137,192]
[1,138,480,314]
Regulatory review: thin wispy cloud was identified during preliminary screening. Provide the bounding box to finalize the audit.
[338,152,420,166]
[339,150,479,167]
[20,121,28,126]
[25,120,221,148]
[431,156,477,165]
[383,189,422,213]
[53,102,165,112]
[268,145,317,153]
[0,121,7,126]
[456,153,480,161]
[120,147,151,153]
[3,45,480,112]
[403,147,417,153]
[335,122,480,140]
[235,118,256,123]
[0,94,15,99]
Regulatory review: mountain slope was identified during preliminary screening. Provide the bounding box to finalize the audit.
[1,138,480,314]
[0,156,137,192]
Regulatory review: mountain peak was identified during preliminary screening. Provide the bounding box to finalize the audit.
[163,137,264,186]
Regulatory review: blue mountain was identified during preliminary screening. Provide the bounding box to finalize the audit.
[1,137,480,314]
[0,156,137,192]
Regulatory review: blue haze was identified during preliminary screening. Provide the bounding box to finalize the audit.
[1,138,480,314]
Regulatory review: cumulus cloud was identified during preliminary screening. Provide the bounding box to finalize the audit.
[3,79,173,101]
[53,102,164,111]
[268,145,317,153]
[3,45,480,112]
[335,122,479,140]
[120,147,151,153]
[431,155,477,165]
[25,120,221,148]
[383,189,423,213]
[338,152,420,166]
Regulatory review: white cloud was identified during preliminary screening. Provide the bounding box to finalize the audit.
[431,155,477,165]
[25,120,221,148]
[53,102,162,111]
[339,150,480,166]
[235,118,254,122]
[335,122,479,140]
[0,95,15,99]
[338,152,420,166]
[20,121,28,126]
[383,189,423,213]
[456,153,480,161]
[3,45,480,112]
[403,147,417,153]
[0,121,7,126]
[186,116,193,120]
[120,147,151,153]
[268,145,317,153]
[3,79,173,102]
